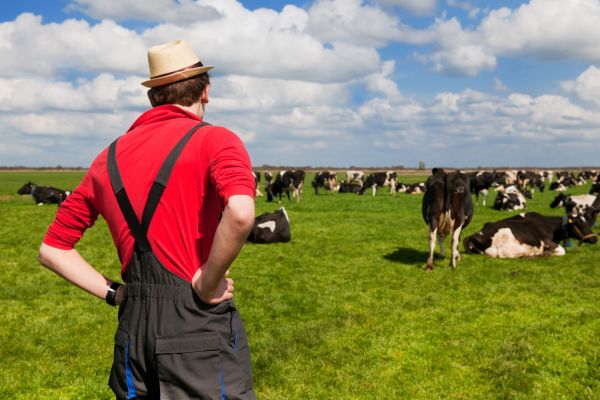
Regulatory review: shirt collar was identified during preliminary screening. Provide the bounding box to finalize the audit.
[127,105,202,132]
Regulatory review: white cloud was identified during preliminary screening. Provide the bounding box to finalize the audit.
[67,0,223,23]
[409,0,600,76]
[0,74,147,111]
[375,0,437,15]
[447,0,479,18]
[306,0,405,47]
[0,13,147,78]
[494,78,508,92]
[561,66,600,107]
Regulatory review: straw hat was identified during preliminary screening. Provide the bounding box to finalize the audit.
[141,39,214,88]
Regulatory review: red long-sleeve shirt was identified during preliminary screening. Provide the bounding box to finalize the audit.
[43,105,255,282]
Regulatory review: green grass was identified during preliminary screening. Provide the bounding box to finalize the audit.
[1,171,599,399]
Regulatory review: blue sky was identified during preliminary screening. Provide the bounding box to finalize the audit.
[1,0,600,168]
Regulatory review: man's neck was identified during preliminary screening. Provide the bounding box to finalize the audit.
[173,102,205,119]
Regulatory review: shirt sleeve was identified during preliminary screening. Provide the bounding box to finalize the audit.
[206,127,255,206]
[43,173,99,249]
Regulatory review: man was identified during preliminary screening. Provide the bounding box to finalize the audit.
[39,39,256,399]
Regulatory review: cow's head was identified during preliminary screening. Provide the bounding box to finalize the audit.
[565,215,597,245]
[549,193,567,208]
[463,231,491,254]
[17,182,35,195]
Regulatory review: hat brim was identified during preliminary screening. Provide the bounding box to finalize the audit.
[141,65,214,88]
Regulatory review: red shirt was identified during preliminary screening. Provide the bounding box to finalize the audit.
[43,105,255,282]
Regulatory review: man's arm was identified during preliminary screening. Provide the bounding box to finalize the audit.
[192,194,255,304]
[39,243,124,305]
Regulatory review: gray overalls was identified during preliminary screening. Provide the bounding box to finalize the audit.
[106,122,255,400]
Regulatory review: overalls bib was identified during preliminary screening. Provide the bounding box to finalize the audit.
[106,122,255,400]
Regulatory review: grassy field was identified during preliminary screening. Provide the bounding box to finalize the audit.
[0,170,599,399]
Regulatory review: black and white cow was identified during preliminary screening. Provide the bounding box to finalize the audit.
[468,171,503,206]
[493,185,526,211]
[550,193,596,215]
[517,170,545,198]
[463,212,597,258]
[346,170,364,184]
[590,183,600,195]
[405,182,426,194]
[17,182,70,205]
[246,207,291,243]
[549,172,576,191]
[252,171,263,197]
[358,171,397,196]
[264,171,275,202]
[312,171,338,194]
[337,181,362,193]
[270,170,305,203]
[422,168,474,270]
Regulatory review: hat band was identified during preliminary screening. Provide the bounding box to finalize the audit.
[151,61,205,79]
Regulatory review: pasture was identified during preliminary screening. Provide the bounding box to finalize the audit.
[0,170,599,399]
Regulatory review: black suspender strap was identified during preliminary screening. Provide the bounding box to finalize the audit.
[107,122,210,252]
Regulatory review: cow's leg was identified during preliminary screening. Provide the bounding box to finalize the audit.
[426,227,437,270]
[295,188,301,203]
[450,224,463,269]
[372,184,377,196]
[481,189,488,207]
[390,179,397,194]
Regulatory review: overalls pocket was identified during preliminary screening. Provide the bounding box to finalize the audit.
[155,331,222,399]
[108,328,135,399]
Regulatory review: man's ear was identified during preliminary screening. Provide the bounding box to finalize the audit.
[201,84,210,104]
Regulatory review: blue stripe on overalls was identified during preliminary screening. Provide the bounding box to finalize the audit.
[125,339,136,399]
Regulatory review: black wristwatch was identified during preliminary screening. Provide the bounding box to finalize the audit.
[105,282,123,307]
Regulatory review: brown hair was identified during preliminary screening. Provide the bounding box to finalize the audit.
[147,73,210,107]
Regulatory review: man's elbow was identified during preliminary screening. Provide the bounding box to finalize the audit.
[225,196,255,235]
[38,243,51,268]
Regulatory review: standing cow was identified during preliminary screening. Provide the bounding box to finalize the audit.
[422,168,474,270]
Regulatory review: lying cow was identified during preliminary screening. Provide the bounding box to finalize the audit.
[337,181,362,193]
[463,212,597,258]
[17,182,70,205]
[493,185,526,211]
[550,193,596,216]
[405,182,426,195]
[246,207,291,244]
[422,168,473,269]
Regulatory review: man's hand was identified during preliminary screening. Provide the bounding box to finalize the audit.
[192,267,234,305]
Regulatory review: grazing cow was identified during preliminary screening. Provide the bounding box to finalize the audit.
[246,207,291,244]
[422,168,473,270]
[264,171,274,202]
[17,182,70,205]
[358,171,397,196]
[590,183,600,195]
[493,185,526,211]
[252,171,263,197]
[468,171,503,206]
[463,212,597,258]
[346,170,364,183]
[337,181,362,193]
[270,170,305,203]
[312,171,338,194]
[517,170,545,198]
